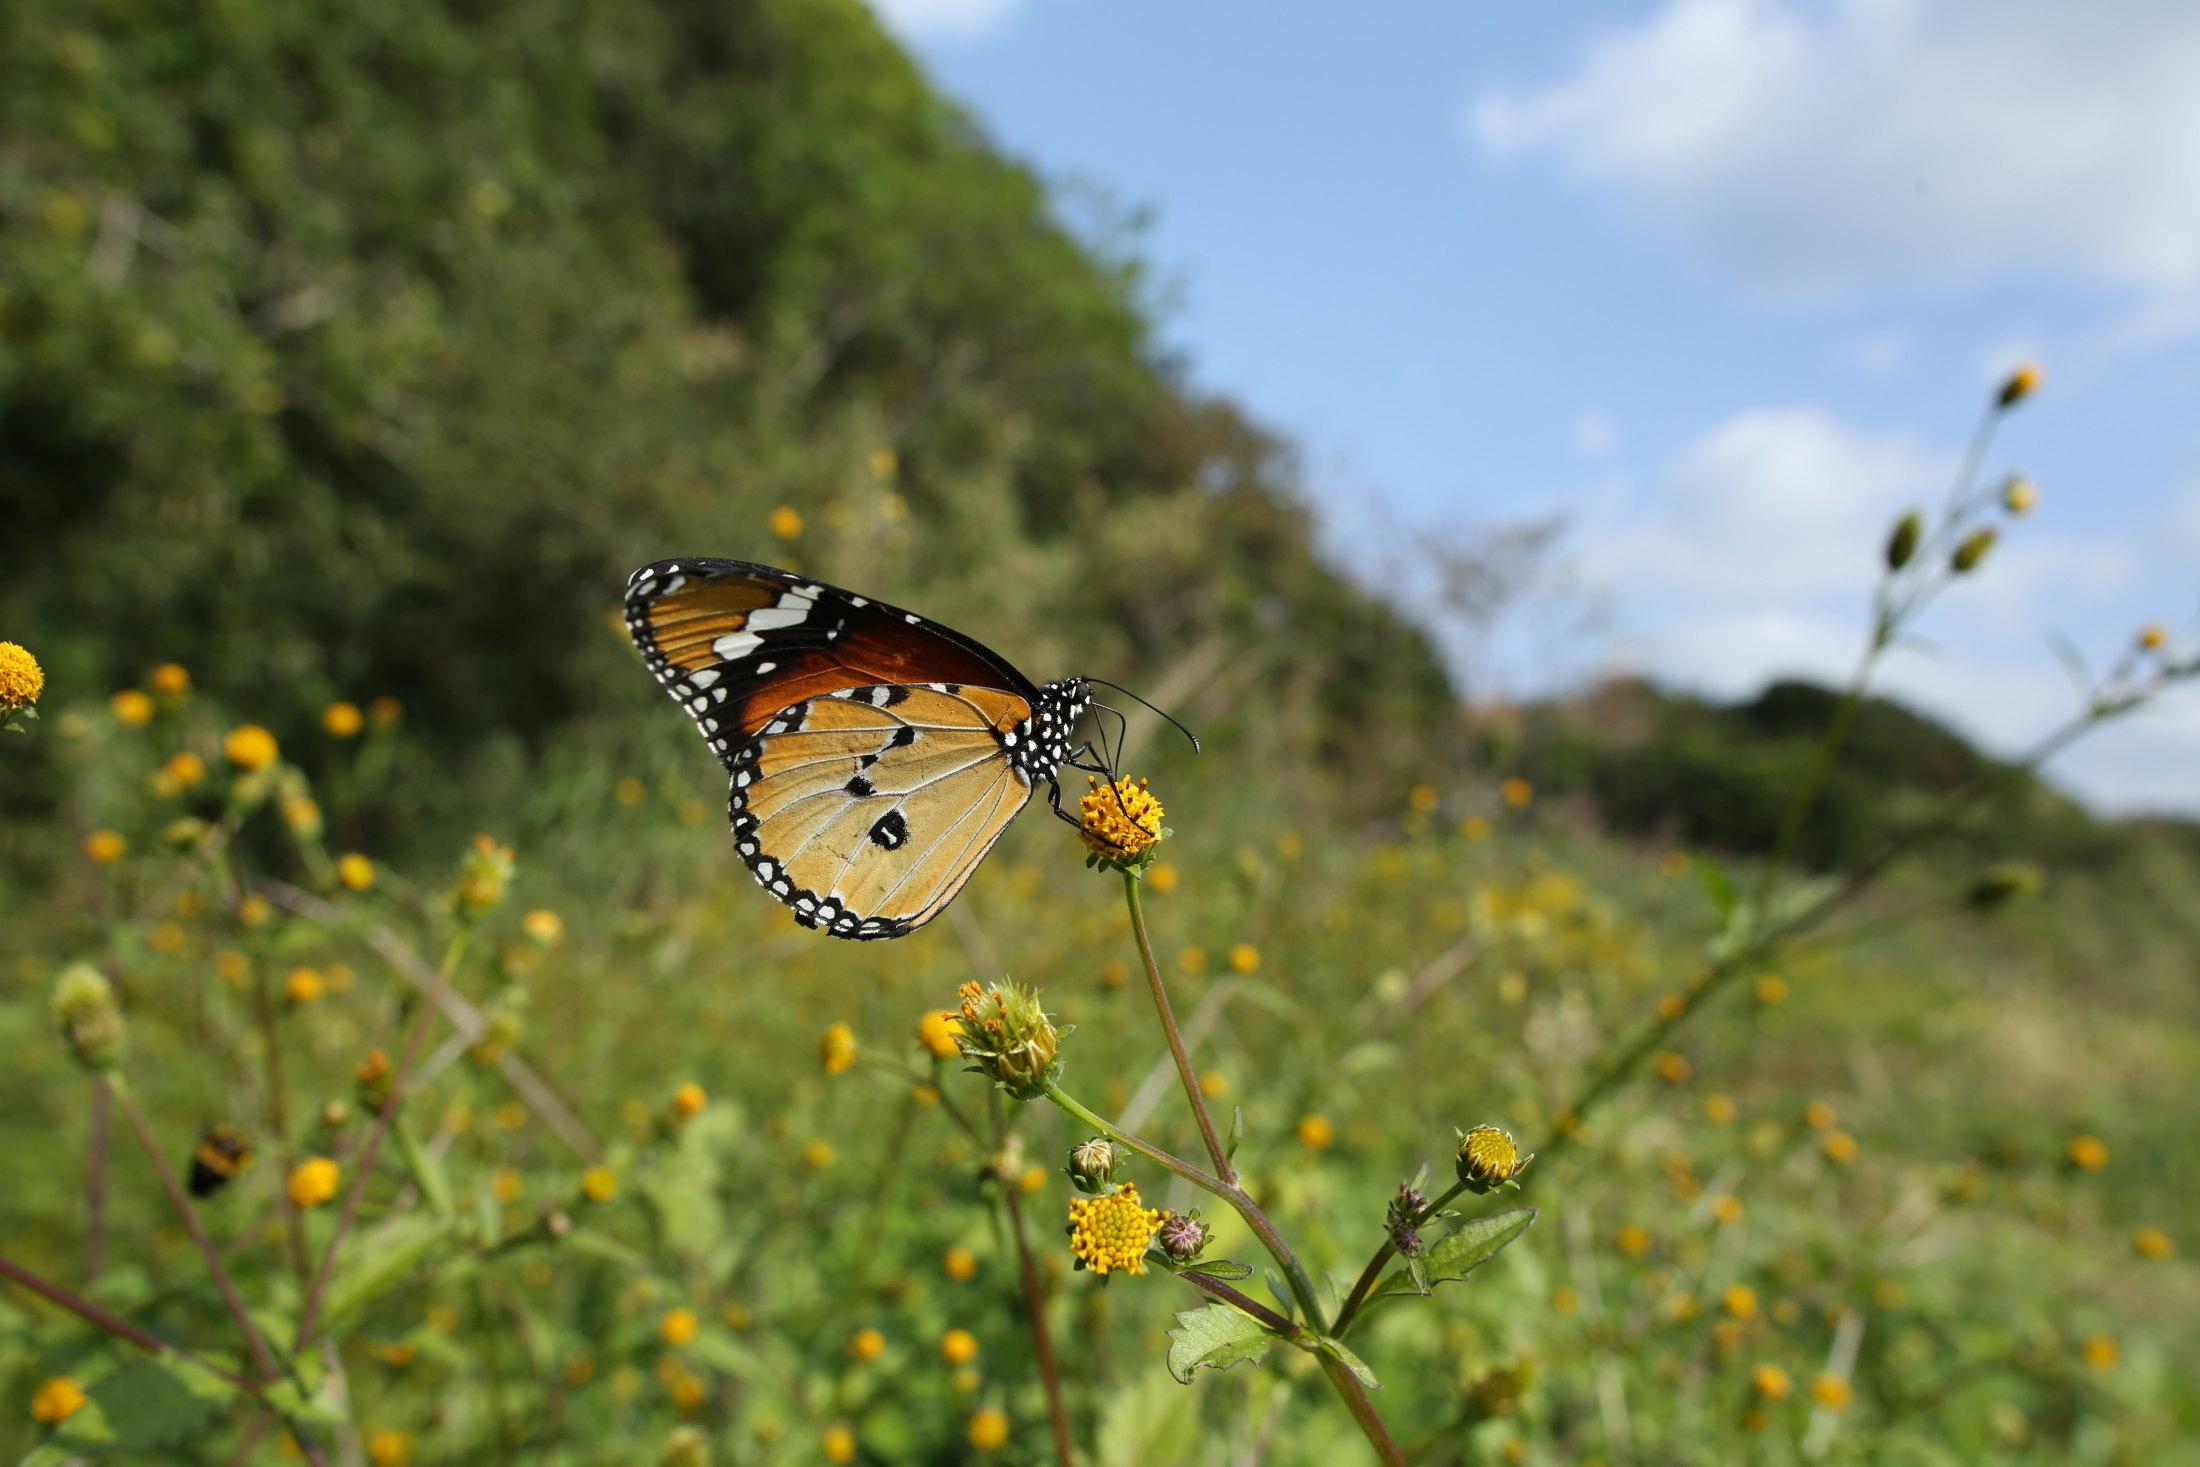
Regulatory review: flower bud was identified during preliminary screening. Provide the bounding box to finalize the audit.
[953,980,1064,1101]
[1885,511,1922,570]
[450,834,515,916]
[1156,1210,1210,1264]
[1996,362,2041,408]
[53,963,125,1070]
[2001,476,2038,516]
[356,1047,395,1115]
[1386,1181,1429,1256]
[661,1426,709,1467]
[1951,527,1996,574]
[1065,1137,1117,1192]
[1965,861,2044,911]
[1456,1124,1533,1194]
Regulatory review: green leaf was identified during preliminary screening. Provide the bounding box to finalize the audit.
[1264,1269,1296,1322]
[393,1118,453,1217]
[561,1227,659,1274]
[1312,1333,1381,1390]
[1165,1303,1279,1384]
[1226,1105,1244,1162]
[22,1353,243,1465]
[319,1215,452,1330]
[1691,850,1737,916]
[1365,1208,1537,1311]
[261,1371,350,1427]
[1182,1258,1254,1282]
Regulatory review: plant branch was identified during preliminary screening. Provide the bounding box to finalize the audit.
[1315,1350,1407,1467]
[0,1252,252,1391]
[1330,1181,1469,1338]
[1002,1178,1076,1467]
[1122,873,1234,1180]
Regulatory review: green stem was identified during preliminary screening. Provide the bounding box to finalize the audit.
[1001,1178,1077,1467]
[0,1252,253,1391]
[1315,1351,1407,1467]
[1330,1181,1469,1338]
[1044,1084,1221,1193]
[1122,873,1234,1180]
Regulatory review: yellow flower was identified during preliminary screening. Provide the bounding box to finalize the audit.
[285,967,324,1004]
[338,853,375,890]
[967,1407,1009,1451]
[581,1166,618,1202]
[151,662,191,696]
[1755,973,1788,1004]
[2138,622,2169,653]
[1226,942,1260,974]
[1460,815,1492,841]
[918,1008,961,1057]
[1457,1124,1532,1192]
[282,796,322,834]
[869,446,899,479]
[364,1429,409,1466]
[2067,1134,2108,1170]
[157,750,207,794]
[1500,777,1533,808]
[84,829,126,864]
[323,701,364,737]
[1297,1114,1334,1150]
[223,723,279,770]
[0,642,45,710]
[1822,1130,1858,1164]
[1408,783,1439,813]
[1751,1363,1791,1400]
[1654,1051,1692,1084]
[848,1327,886,1361]
[1811,1374,1853,1410]
[289,1157,341,1208]
[1703,1094,1737,1125]
[373,1341,419,1368]
[451,834,514,914]
[769,505,804,539]
[1549,1286,1579,1314]
[147,922,185,953]
[30,1375,87,1424]
[944,1245,978,1281]
[1199,1069,1229,1098]
[671,1082,707,1119]
[2081,1334,2119,1372]
[1723,1283,1758,1319]
[822,1424,857,1464]
[521,908,564,946]
[802,1139,836,1169]
[1067,1183,1167,1275]
[238,894,271,928]
[1019,1164,1046,1193]
[1177,945,1206,973]
[1805,1101,1837,1131]
[2133,1226,2175,1260]
[660,1307,699,1347]
[1615,1224,1652,1257]
[1712,1195,1745,1225]
[490,1168,522,1204]
[1079,776,1165,862]
[111,688,155,726]
[1997,362,2042,408]
[819,1021,857,1075]
[1145,861,1179,893]
[614,776,646,806]
[1655,991,1688,1021]
[940,1328,978,1364]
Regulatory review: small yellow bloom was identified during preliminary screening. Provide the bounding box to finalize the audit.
[1500,777,1533,808]
[967,1407,1009,1451]
[660,1307,699,1347]
[1615,1224,1652,1257]
[1872,1280,1904,1309]
[945,1245,979,1281]
[1457,1124,1533,1192]
[2138,622,2169,653]
[493,1102,527,1132]
[373,1341,419,1367]
[1079,775,1165,862]
[1661,1292,1698,1322]
[338,853,375,890]
[1751,1364,1791,1400]
[520,908,564,946]
[581,1166,618,1202]
[1067,1183,1167,1275]
[323,701,364,737]
[1297,1114,1334,1150]
[918,1009,962,1057]
[1276,830,1304,858]
[1145,861,1179,892]
[1723,1283,1758,1319]
[30,1376,87,1424]
[2081,1334,2119,1372]
[802,1139,836,1169]
[0,642,45,710]
[2067,1134,2108,1170]
[491,1168,522,1204]
[1177,945,1206,973]
[1408,783,1439,813]
[1655,991,1688,1021]
[819,1021,857,1075]
[1227,942,1260,974]
[769,505,804,539]
[224,723,279,770]
[1549,1286,1579,1314]
[1811,1374,1853,1410]
[285,967,324,1004]
[148,922,185,953]
[940,1328,979,1364]
[111,688,155,726]
[1019,1165,1046,1193]
[1703,1094,1737,1125]
[2001,476,2038,516]
[1654,1051,1692,1084]
[84,829,126,864]
[1461,815,1492,841]
[848,1327,886,1361]
[238,894,271,928]
[2133,1226,2175,1260]
[1805,1101,1837,1131]
[364,1428,409,1467]
[869,445,899,479]
[671,1082,707,1119]
[282,796,322,834]
[1712,1195,1745,1225]
[1199,1069,1229,1098]
[1997,362,2042,408]
[150,662,191,696]
[912,1083,939,1105]
[1822,1130,1858,1164]
[289,1157,341,1209]
[158,750,207,793]
[1755,973,1788,1004]
[822,1424,857,1464]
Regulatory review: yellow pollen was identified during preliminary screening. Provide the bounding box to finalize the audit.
[0,642,44,710]
[1079,776,1164,860]
[1067,1183,1167,1276]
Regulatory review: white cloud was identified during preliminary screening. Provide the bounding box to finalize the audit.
[1470,0,2200,298]
[864,0,1027,42]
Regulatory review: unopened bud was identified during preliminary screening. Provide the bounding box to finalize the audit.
[1386,1180,1430,1256]
[53,964,125,1070]
[1156,1210,1209,1263]
[1996,363,2041,409]
[451,834,515,916]
[953,980,1065,1101]
[1456,1124,1533,1194]
[2000,476,2038,516]
[661,1425,710,1467]
[1065,1137,1117,1193]
[1951,527,1996,574]
[1885,511,1922,570]
[356,1047,394,1115]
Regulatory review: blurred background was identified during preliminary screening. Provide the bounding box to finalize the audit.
[2,0,2196,1463]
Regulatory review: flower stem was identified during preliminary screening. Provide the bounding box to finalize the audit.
[1001,1178,1076,1467]
[0,1251,252,1391]
[85,1077,110,1285]
[1315,1350,1407,1467]
[1331,1181,1470,1338]
[1121,873,1234,1181]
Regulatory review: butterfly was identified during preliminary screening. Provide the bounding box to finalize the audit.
[626,557,1169,940]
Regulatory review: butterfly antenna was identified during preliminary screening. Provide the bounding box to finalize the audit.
[1085,678,1201,754]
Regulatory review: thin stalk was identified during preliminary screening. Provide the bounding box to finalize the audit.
[86,1077,110,1285]
[1044,1084,1222,1193]
[0,1252,252,1390]
[1314,1351,1407,1467]
[1331,1182,1469,1338]
[1122,873,1233,1180]
[293,928,464,1349]
[1001,1179,1076,1467]
[1176,1271,1299,1338]
[249,957,311,1292]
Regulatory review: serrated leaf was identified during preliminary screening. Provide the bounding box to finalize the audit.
[1165,1303,1278,1384]
[1364,1208,1537,1313]
[319,1215,451,1330]
[1313,1333,1381,1390]
[25,1353,243,1464]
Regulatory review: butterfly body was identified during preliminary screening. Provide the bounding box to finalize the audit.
[626,558,1093,939]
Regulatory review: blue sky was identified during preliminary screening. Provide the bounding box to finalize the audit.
[868,0,2200,812]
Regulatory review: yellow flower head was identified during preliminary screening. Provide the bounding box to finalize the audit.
[111,688,155,726]
[581,1166,619,1202]
[151,663,190,696]
[356,1047,394,1114]
[2133,1226,2175,1261]
[364,1429,410,1467]
[223,723,279,770]
[84,829,126,864]
[323,701,364,737]
[1805,1101,1837,1130]
[823,1424,857,1464]
[1067,1183,1166,1276]
[0,642,44,711]
[1615,1223,1652,1257]
[1712,1194,1745,1225]
[452,834,514,914]
[944,1245,978,1281]
[967,1408,1009,1451]
[31,1376,88,1424]
[521,908,564,946]
[660,1307,699,1347]
[769,505,804,539]
[1079,776,1165,864]
[953,980,1063,1101]
[1408,783,1439,813]
[2081,1334,2120,1372]
[1822,1130,1858,1163]
[918,1008,962,1057]
[1755,972,1789,1004]
[1997,362,2042,408]
[2138,622,2170,653]
[848,1327,886,1361]
[1811,1374,1853,1410]
[1456,1124,1533,1193]
[156,750,207,796]
[671,1082,708,1119]
[1500,777,1533,808]
[819,1021,858,1075]
[2067,1134,2109,1171]
[1297,1114,1334,1150]
[1751,1363,1791,1400]
[338,853,375,891]
[1703,1093,1737,1125]
[286,967,324,1005]
[1227,942,1260,974]
[282,796,322,836]
[2001,476,2038,516]
[801,1139,836,1169]
[289,1157,341,1209]
[940,1328,978,1364]
[1722,1283,1758,1319]
[1654,1051,1692,1084]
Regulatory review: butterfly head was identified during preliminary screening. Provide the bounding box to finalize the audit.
[1016,678,1092,784]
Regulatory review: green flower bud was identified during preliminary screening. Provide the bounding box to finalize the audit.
[1456,1124,1533,1194]
[1886,511,1922,570]
[662,1426,709,1467]
[1951,527,1996,574]
[1065,1137,1117,1192]
[953,980,1064,1101]
[53,963,125,1071]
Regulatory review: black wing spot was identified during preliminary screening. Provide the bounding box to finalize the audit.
[882,684,911,706]
[868,810,910,850]
[888,725,919,749]
[845,774,875,797]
